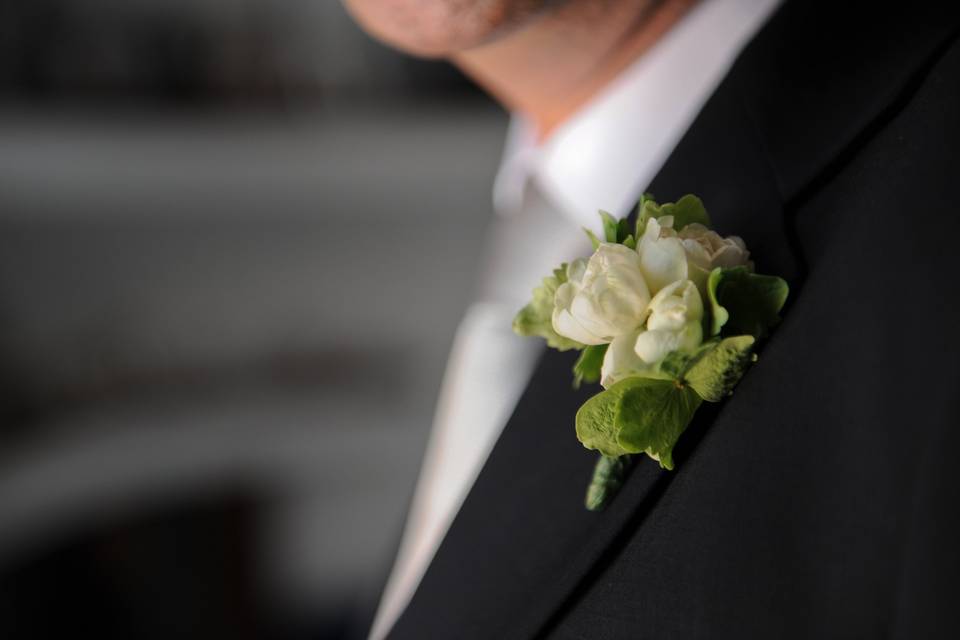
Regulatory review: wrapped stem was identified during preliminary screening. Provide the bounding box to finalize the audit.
[585,454,634,511]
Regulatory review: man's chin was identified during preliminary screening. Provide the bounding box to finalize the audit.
[343,0,553,57]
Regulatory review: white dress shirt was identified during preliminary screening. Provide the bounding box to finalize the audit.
[369,1,782,636]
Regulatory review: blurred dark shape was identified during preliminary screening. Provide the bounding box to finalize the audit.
[0,0,506,638]
[0,492,264,640]
[0,0,480,107]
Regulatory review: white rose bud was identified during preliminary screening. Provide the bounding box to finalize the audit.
[634,279,704,365]
[552,243,651,345]
[637,216,689,295]
[678,223,752,294]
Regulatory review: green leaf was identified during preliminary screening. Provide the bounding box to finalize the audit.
[707,266,789,338]
[635,193,711,237]
[706,268,729,336]
[576,383,634,457]
[614,378,702,470]
[684,335,757,402]
[586,211,639,249]
[635,196,661,238]
[585,454,634,511]
[573,344,608,389]
[658,339,718,380]
[599,210,620,243]
[583,227,602,250]
[663,194,711,230]
[513,264,586,351]
[616,217,633,244]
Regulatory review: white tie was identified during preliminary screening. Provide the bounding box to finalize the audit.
[369,187,585,639]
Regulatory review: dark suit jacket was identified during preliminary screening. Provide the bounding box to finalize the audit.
[387,2,960,637]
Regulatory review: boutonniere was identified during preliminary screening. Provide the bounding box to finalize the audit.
[513,195,788,510]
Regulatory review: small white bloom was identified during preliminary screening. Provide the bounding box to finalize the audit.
[678,223,752,294]
[599,329,653,389]
[634,279,704,365]
[552,244,651,345]
[637,216,689,295]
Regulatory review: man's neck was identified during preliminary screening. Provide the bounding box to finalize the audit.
[452,0,698,140]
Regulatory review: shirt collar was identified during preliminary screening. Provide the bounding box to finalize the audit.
[493,0,783,231]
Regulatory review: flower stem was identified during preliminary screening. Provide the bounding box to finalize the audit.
[585,454,634,511]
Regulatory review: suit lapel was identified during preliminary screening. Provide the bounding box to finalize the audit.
[387,2,959,638]
[389,72,788,640]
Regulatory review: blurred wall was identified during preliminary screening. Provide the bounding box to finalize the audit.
[0,2,508,638]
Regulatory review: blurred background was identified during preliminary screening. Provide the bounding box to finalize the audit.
[0,1,507,637]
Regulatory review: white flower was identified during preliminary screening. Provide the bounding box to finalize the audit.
[634,279,704,365]
[678,223,752,293]
[637,216,688,295]
[551,217,729,363]
[552,243,651,345]
[600,329,652,388]
[599,279,706,387]
[638,217,752,296]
